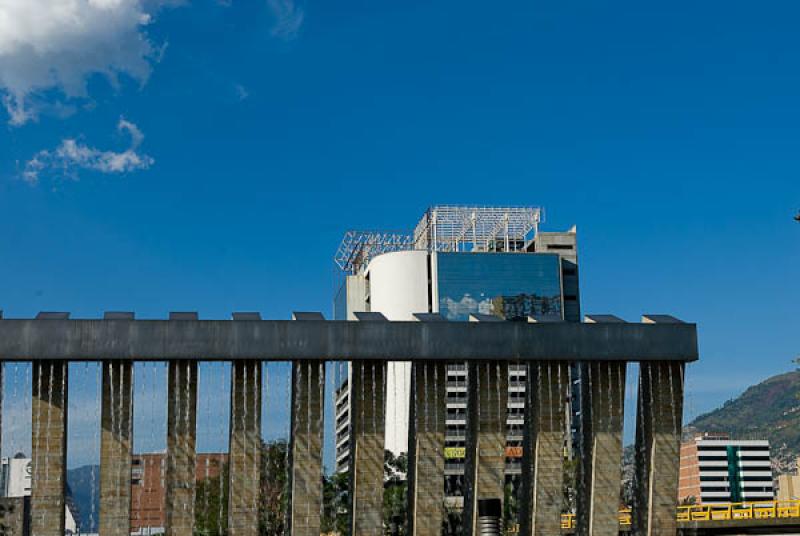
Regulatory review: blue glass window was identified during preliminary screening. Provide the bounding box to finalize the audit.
[436,253,562,321]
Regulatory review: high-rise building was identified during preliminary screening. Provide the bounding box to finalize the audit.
[332,206,581,495]
[678,433,774,504]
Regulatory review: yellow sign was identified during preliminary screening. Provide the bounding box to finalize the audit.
[443,446,523,459]
[444,447,465,459]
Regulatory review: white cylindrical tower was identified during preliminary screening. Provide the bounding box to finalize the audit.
[367,250,430,455]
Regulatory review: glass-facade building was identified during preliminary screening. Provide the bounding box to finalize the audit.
[435,252,563,321]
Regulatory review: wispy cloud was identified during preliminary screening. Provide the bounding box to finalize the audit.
[22,118,155,185]
[267,0,304,40]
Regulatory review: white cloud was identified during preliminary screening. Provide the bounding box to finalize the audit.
[440,294,493,320]
[22,117,154,184]
[0,0,178,125]
[267,0,304,40]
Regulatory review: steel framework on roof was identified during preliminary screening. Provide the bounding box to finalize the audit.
[334,205,543,274]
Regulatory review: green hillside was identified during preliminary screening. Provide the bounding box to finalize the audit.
[689,370,800,468]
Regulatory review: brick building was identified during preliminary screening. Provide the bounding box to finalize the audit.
[130,453,227,534]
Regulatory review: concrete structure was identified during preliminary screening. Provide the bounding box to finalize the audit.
[289,360,325,536]
[100,360,134,536]
[678,433,774,504]
[31,360,68,536]
[407,361,448,536]
[519,361,570,536]
[463,361,508,536]
[348,360,387,536]
[228,360,261,536]
[0,497,28,536]
[633,360,685,536]
[0,313,697,536]
[576,360,627,536]
[165,360,198,536]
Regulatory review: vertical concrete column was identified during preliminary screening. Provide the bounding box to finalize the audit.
[464,361,508,536]
[165,360,198,536]
[348,360,386,536]
[99,361,134,536]
[407,361,447,536]
[520,361,570,536]
[632,361,685,535]
[289,360,325,536]
[576,361,626,536]
[228,360,262,536]
[30,360,68,536]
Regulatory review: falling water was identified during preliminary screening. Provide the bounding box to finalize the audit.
[43,362,54,485]
[306,363,312,452]
[536,362,543,434]
[434,364,439,433]
[475,363,481,435]
[371,363,377,435]
[202,365,212,534]
[90,363,99,532]
[381,363,387,433]
[157,364,167,527]
[547,362,554,431]
[495,363,502,434]
[217,365,226,536]
[9,364,18,457]
[284,363,292,536]
[359,363,365,438]
[109,364,118,497]
[423,363,429,431]
[255,364,263,515]
[668,363,678,435]
[183,362,191,517]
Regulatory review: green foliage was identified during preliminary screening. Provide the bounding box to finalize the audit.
[259,439,289,536]
[194,460,229,536]
[383,450,408,536]
[321,471,350,536]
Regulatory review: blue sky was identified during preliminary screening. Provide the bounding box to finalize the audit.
[0,0,799,469]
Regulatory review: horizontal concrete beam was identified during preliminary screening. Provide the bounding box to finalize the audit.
[0,319,698,362]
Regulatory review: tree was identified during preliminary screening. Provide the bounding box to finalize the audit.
[383,450,408,536]
[194,460,229,536]
[321,471,349,536]
[259,440,289,535]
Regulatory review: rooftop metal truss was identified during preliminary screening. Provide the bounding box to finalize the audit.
[413,205,542,253]
[334,230,415,274]
[335,205,543,273]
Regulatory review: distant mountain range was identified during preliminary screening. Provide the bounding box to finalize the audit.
[688,369,800,471]
[66,464,100,532]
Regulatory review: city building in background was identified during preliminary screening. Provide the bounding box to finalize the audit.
[332,205,581,504]
[0,453,79,534]
[130,452,227,535]
[678,433,774,504]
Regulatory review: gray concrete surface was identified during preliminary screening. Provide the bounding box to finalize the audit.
[0,318,698,362]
